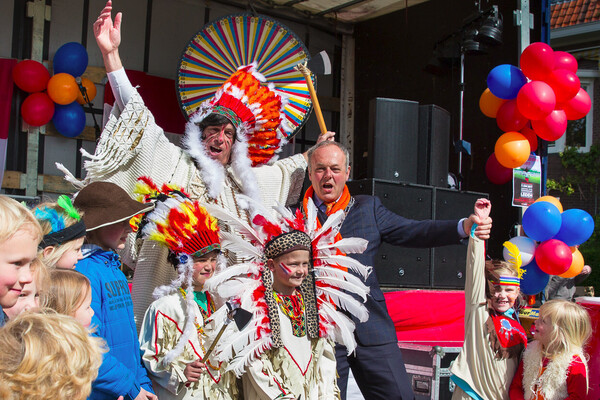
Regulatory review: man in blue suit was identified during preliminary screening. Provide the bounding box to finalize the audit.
[302,141,492,400]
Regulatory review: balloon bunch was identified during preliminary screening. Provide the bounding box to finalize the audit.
[502,196,595,295]
[481,42,592,184]
[12,42,96,138]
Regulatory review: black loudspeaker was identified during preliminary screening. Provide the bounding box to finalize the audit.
[432,188,489,288]
[368,98,419,183]
[347,179,433,288]
[347,179,488,289]
[418,105,451,188]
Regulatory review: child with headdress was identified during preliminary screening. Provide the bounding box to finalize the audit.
[33,195,86,269]
[72,181,157,400]
[202,194,372,400]
[42,269,95,328]
[449,199,528,400]
[0,195,42,326]
[3,258,48,320]
[509,299,592,400]
[135,178,237,400]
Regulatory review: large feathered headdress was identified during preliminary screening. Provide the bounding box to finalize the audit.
[203,194,371,377]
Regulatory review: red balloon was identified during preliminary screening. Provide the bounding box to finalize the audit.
[520,124,538,152]
[496,100,529,132]
[517,81,556,120]
[21,92,55,126]
[520,42,555,81]
[535,239,572,275]
[531,110,567,141]
[12,60,50,93]
[485,153,513,184]
[546,69,580,103]
[553,51,578,73]
[558,88,592,120]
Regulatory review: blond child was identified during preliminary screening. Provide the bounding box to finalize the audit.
[72,181,156,400]
[34,195,86,269]
[42,269,94,328]
[0,196,42,326]
[0,309,105,400]
[3,258,48,319]
[509,299,592,399]
[450,199,528,400]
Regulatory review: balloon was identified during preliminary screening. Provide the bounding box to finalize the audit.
[12,60,50,93]
[20,92,55,127]
[47,73,79,105]
[522,201,562,241]
[531,110,567,141]
[520,42,555,80]
[559,88,592,121]
[535,239,573,275]
[494,131,531,169]
[496,100,529,132]
[553,51,578,73]
[559,249,584,278]
[520,125,538,152]
[479,88,507,118]
[520,259,551,295]
[52,102,86,137]
[53,42,88,77]
[76,77,97,104]
[546,69,580,103]
[503,236,537,266]
[553,208,595,246]
[485,153,513,184]
[516,81,556,120]
[487,64,527,100]
[534,196,563,213]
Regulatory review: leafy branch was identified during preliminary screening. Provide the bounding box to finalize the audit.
[547,145,600,198]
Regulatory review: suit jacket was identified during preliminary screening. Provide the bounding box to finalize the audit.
[338,195,463,346]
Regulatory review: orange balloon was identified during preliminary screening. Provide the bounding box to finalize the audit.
[559,249,584,278]
[494,131,531,169]
[47,72,78,105]
[534,196,563,213]
[479,88,507,118]
[76,77,97,104]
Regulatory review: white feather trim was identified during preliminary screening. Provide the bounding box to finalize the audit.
[317,285,369,323]
[318,302,358,354]
[317,237,368,255]
[319,254,372,280]
[315,275,369,301]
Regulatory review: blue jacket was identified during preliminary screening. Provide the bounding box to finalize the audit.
[76,246,154,400]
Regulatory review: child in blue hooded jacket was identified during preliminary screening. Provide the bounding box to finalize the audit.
[74,181,156,400]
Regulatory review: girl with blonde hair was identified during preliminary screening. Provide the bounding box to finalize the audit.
[33,195,86,269]
[0,309,105,400]
[42,268,94,328]
[3,258,48,319]
[510,299,592,400]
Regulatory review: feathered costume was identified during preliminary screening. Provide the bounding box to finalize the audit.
[135,178,236,400]
[58,63,308,326]
[202,195,372,400]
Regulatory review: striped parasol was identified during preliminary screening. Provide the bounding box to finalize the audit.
[177,14,313,140]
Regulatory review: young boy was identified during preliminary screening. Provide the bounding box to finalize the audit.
[0,196,42,326]
[450,199,527,400]
[136,184,236,399]
[73,181,157,400]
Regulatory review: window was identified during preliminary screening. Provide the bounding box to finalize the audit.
[548,75,595,153]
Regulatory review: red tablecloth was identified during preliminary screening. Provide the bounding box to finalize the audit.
[384,289,465,347]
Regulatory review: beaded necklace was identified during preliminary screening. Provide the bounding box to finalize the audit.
[273,290,306,337]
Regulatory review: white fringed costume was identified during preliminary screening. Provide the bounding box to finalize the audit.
[59,66,308,326]
[203,196,372,400]
[139,292,237,400]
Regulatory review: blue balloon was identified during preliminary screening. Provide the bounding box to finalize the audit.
[522,201,562,242]
[487,64,527,100]
[52,102,86,138]
[554,209,595,246]
[53,42,88,77]
[520,259,550,295]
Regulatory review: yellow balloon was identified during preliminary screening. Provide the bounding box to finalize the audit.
[534,196,563,213]
[559,249,584,278]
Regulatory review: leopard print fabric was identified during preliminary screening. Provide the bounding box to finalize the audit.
[264,230,311,260]
[300,269,319,339]
[262,268,283,348]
